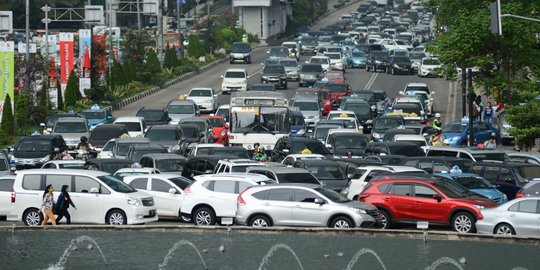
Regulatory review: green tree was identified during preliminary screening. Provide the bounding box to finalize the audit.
[57,79,64,111]
[145,49,162,72]
[64,70,81,107]
[33,81,50,125]
[187,35,205,58]
[110,61,127,89]
[163,43,177,69]
[14,93,29,129]
[1,94,14,136]
[122,28,154,68]
[506,101,540,150]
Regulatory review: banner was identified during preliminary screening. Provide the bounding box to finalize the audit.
[0,41,15,123]
[41,34,57,56]
[78,29,91,78]
[92,34,107,85]
[17,42,37,54]
[59,32,74,85]
[48,56,58,109]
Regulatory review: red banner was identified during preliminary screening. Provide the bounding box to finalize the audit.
[59,33,74,84]
[92,34,107,76]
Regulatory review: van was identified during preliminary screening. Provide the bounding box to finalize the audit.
[114,116,147,137]
[8,169,158,226]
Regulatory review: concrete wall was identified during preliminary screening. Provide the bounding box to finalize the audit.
[234,0,292,41]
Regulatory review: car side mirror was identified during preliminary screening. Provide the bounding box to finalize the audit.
[220,75,224,78]
[282,149,290,154]
[90,187,99,193]
[168,188,177,194]
[204,169,213,174]
[314,198,325,205]
[53,147,60,152]
[433,194,442,202]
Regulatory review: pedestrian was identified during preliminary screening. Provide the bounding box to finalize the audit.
[346,151,353,158]
[483,133,497,149]
[255,147,268,162]
[61,151,74,160]
[482,102,494,125]
[472,100,480,120]
[476,95,484,119]
[432,113,442,129]
[39,184,57,226]
[252,143,260,159]
[429,129,445,146]
[56,185,76,224]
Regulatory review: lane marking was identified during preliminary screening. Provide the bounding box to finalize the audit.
[364,72,379,89]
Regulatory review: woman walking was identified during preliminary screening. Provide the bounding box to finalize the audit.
[40,184,57,226]
[56,185,76,224]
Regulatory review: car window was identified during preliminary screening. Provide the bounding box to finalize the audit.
[45,174,72,191]
[22,175,42,190]
[212,180,236,194]
[483,166,499,182]
[267,188,291,201]
[390,183,411,196]
[129,178,148,189]
[471,165,483,174]
[74,176,103,193]
[252,190,268,200]
[377,183,391,193]
[414,184,438,198]
[293,189,321,203]
[0,178,14,191]
[499,168,514,184]
[152,179,172,192]
[508,200,538,213]
[238,181,252,193]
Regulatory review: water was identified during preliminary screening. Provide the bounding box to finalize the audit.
[0,229,537,270]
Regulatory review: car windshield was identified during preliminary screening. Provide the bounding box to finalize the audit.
[454,176,493,189]
[207,118,224,127]
[301,65,323,72]
[432,181,467,198]
[225,71,246,78]
[98,175,136,193]
[180,121,205,132]
[374,118,403,130]
[335,135,368,149]
[132,148,167,161]
[263,65,285,73]
[98,162,131,174]
[326,72,343,79]
[351,52,366,57]
[117,142,146,156]
[291,140,329,155]
[314,187,350,203]
[145,129,179,140]
[515,166,540,181]
[170,177,192,190]
[471,152,507,162]
[81,111,106,120]
[210,148,249,159]
[392,104,421,115]
[230,106,290,134]
[117,122,142,132]
[280,60,297,67]
[54,122,87,133]
[346,104,371,115]
[310,58,329,64]
[353,92,375,102]
[282,43,296,49]
[371,52,390,59]
[306,165,345,180]
[137,111,164,121]
[231,43,250,52]
[156,159,185,172]
[327,84,348,93]
[16,138,52,152]
[314,126,339,140]
[409,52,426,60]
[302,38,318,46]
[326,54,341,59]
[90,129,122,140]
[423,58,441,65]
[216,108,229,120]
[180,126,199,138]
[442,123,466,133]
[167,104,194,114]
[270,47,289,57]
[293,101,319,111]
[59,163,85,169]
[388,144,425,156]
[393,56,410,63]
[277,172,320,184]
[189,89,212,97]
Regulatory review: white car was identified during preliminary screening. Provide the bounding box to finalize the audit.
[215,104,230,124]
[186,143,224,156]
[341,165,427,200]
[41,160,86,169]
[114,116,147,138]
[180,173,275,225]
[307,56,331,71]
[281,154,326,166]
[0,175,15,217]
[8,169,158,226]
[114,167,160,180]
[392,134,428,148]
[418,57,443,77]
[186,87,217,113]
[325,52,345,71]
[221,68,249,94]
[377,39,411,51]
[124,173,193,221]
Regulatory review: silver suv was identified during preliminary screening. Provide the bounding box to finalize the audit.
[51,117,90,149]
[236,184,379,228]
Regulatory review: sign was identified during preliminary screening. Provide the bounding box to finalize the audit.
[78,29,91,78]
[92,34,107,85]
[17,42,37,54]
[41,34,57,56]
[79,78,91,97]
[59,32,74,85]
[0,41,14,123]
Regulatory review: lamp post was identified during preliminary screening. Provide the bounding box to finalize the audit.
[41,5,51,107]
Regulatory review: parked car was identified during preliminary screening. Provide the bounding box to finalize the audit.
[0,175,15,217]
[359,176,498,232]
[293,159,348,191]
[426,146,508,162]
[235,184,379,228]
[13,135,67,170]
[434,173,508,204]
[401,156,474,174]
[516,181,540,198]
[506,152,540,165]
[8,169,158,226]
[180,173,275,225]
[476,198,540,236]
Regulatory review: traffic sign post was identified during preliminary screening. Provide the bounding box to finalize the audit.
[0,11,13,33]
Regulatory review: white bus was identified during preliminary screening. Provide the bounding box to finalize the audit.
[228,91,290,151]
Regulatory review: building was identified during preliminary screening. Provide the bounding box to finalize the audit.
[233,0,294,42]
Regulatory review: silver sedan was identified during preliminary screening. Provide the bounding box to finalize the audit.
[476,198,540,236]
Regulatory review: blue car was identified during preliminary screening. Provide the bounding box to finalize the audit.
[349,51,368,68]
[81,104,115,131]
[435,172,508,204]
[441,120,500,146]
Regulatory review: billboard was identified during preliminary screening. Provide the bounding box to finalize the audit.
[0,41,15,123]
[59,32,74,86]
[78,29,91,78]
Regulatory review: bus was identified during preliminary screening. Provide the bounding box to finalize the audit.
[228,91,290,151]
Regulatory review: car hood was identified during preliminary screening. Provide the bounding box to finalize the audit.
[470,188,505,200]
[302,111,319,118]
[341,201,377,211]
[223,78,246,84]
[169,113,194,121]
[14,151,49,158]
[188,96,212,102]
[87,119,106,126]
[421,64,442,69]
[262,72,286,76]
[452,196,499,208]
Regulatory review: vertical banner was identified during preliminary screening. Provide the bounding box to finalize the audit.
[79,29,92,97]
[92,34,107,85]
[0,41,15,123]
[48,56,58,109]
[59,32,74,88]
[47,34,57,55]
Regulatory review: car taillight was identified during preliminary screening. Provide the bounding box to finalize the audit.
[358,194,370,201]
[184,187,192,194]
[516,193,525,198]
[237,189,248,206]
[11,188,15,203]
[477,212,483,220]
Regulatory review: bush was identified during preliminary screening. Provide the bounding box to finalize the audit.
[187,35,205,58]
[14,93,29,129]
[1,94,14,137]
[64,70,82,107]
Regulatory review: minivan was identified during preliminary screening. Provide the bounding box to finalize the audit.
[8,169,158,226]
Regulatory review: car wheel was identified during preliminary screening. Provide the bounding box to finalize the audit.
[193,207,216,226]
[107,209,127,225]
[391,68,395,75]
[366,65,370,72]
[452,212,476,233]
[330,216,354,229]
[229,59,233,64]
[249,215,272,227]
[378,209,392,229]
[247,57,251,64]
[283,82,288,89]
[23,208,42,226]
[495,223,515,235]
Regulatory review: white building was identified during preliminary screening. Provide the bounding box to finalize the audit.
[233,0,294,42]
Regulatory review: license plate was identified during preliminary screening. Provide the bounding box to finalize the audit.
[221,217,233,225]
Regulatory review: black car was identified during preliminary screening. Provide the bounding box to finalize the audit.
[89,124,128,149]
[260,64,288,89]
[382,128,418,142]
[206,147,250,159]
[84,158,133,174]
[271,136,331,162]
[13,135,67,169]
[341,100,374,133]
[363,141,425,157]
[298,64,324,87]
[326,132,369,158]
[366,51,390,72]
[136,108,171,126]
[293,159,348,192]
[371,115,405,142]
[472,161,540,199]
[387,56,414,75]
[183,155,234,179]
[229,42,252,64]
[401,156,474,174]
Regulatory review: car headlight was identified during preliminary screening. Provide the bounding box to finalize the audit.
[262,76,269,80]
[127,197,141,206]
[372,133,381,138]
[503,194,508,201]
[40,155,50,163]
[394,64,399,68]
[375,60,381,64]
[474,205,485,209]
[350,207,367,214]
[452,136,461,141]
[366,119,372,124]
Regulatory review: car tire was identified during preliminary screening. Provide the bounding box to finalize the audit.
[193,207,216,226]
[495,223,515,235]
[107,209,127,225]
[247,57,251,64]
[249,215,272,227]
[23,208,42,226]
[451,212,476,233]
[330,216,354,229]
[366,65,370,72]
[283,82,288,89]
[229,59,233,64]
[391,68,395,75]
[378,209,392,229]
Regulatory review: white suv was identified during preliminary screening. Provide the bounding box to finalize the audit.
[213,159,266,173]
[180,173,275,225]
[221,68,249,94]
[8,169,158,226]
[186,87,217,113]
[114,116,147,137]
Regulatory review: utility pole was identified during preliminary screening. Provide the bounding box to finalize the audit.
[157,0,164,62]
[41,5,51,107]
[467,68,474,146]
[137,0,142,33]
[461,66,466,118]
[25,0,30,94]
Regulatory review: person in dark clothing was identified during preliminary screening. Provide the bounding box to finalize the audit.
[56,185,76,224]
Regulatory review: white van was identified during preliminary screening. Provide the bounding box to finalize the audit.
[8,169,158,226]
[114,116,147,137]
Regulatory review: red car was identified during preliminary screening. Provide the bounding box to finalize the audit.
[359,176,498,233]
[323,83,352,108]
[325,70,346,84]
[201,115,229,145]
